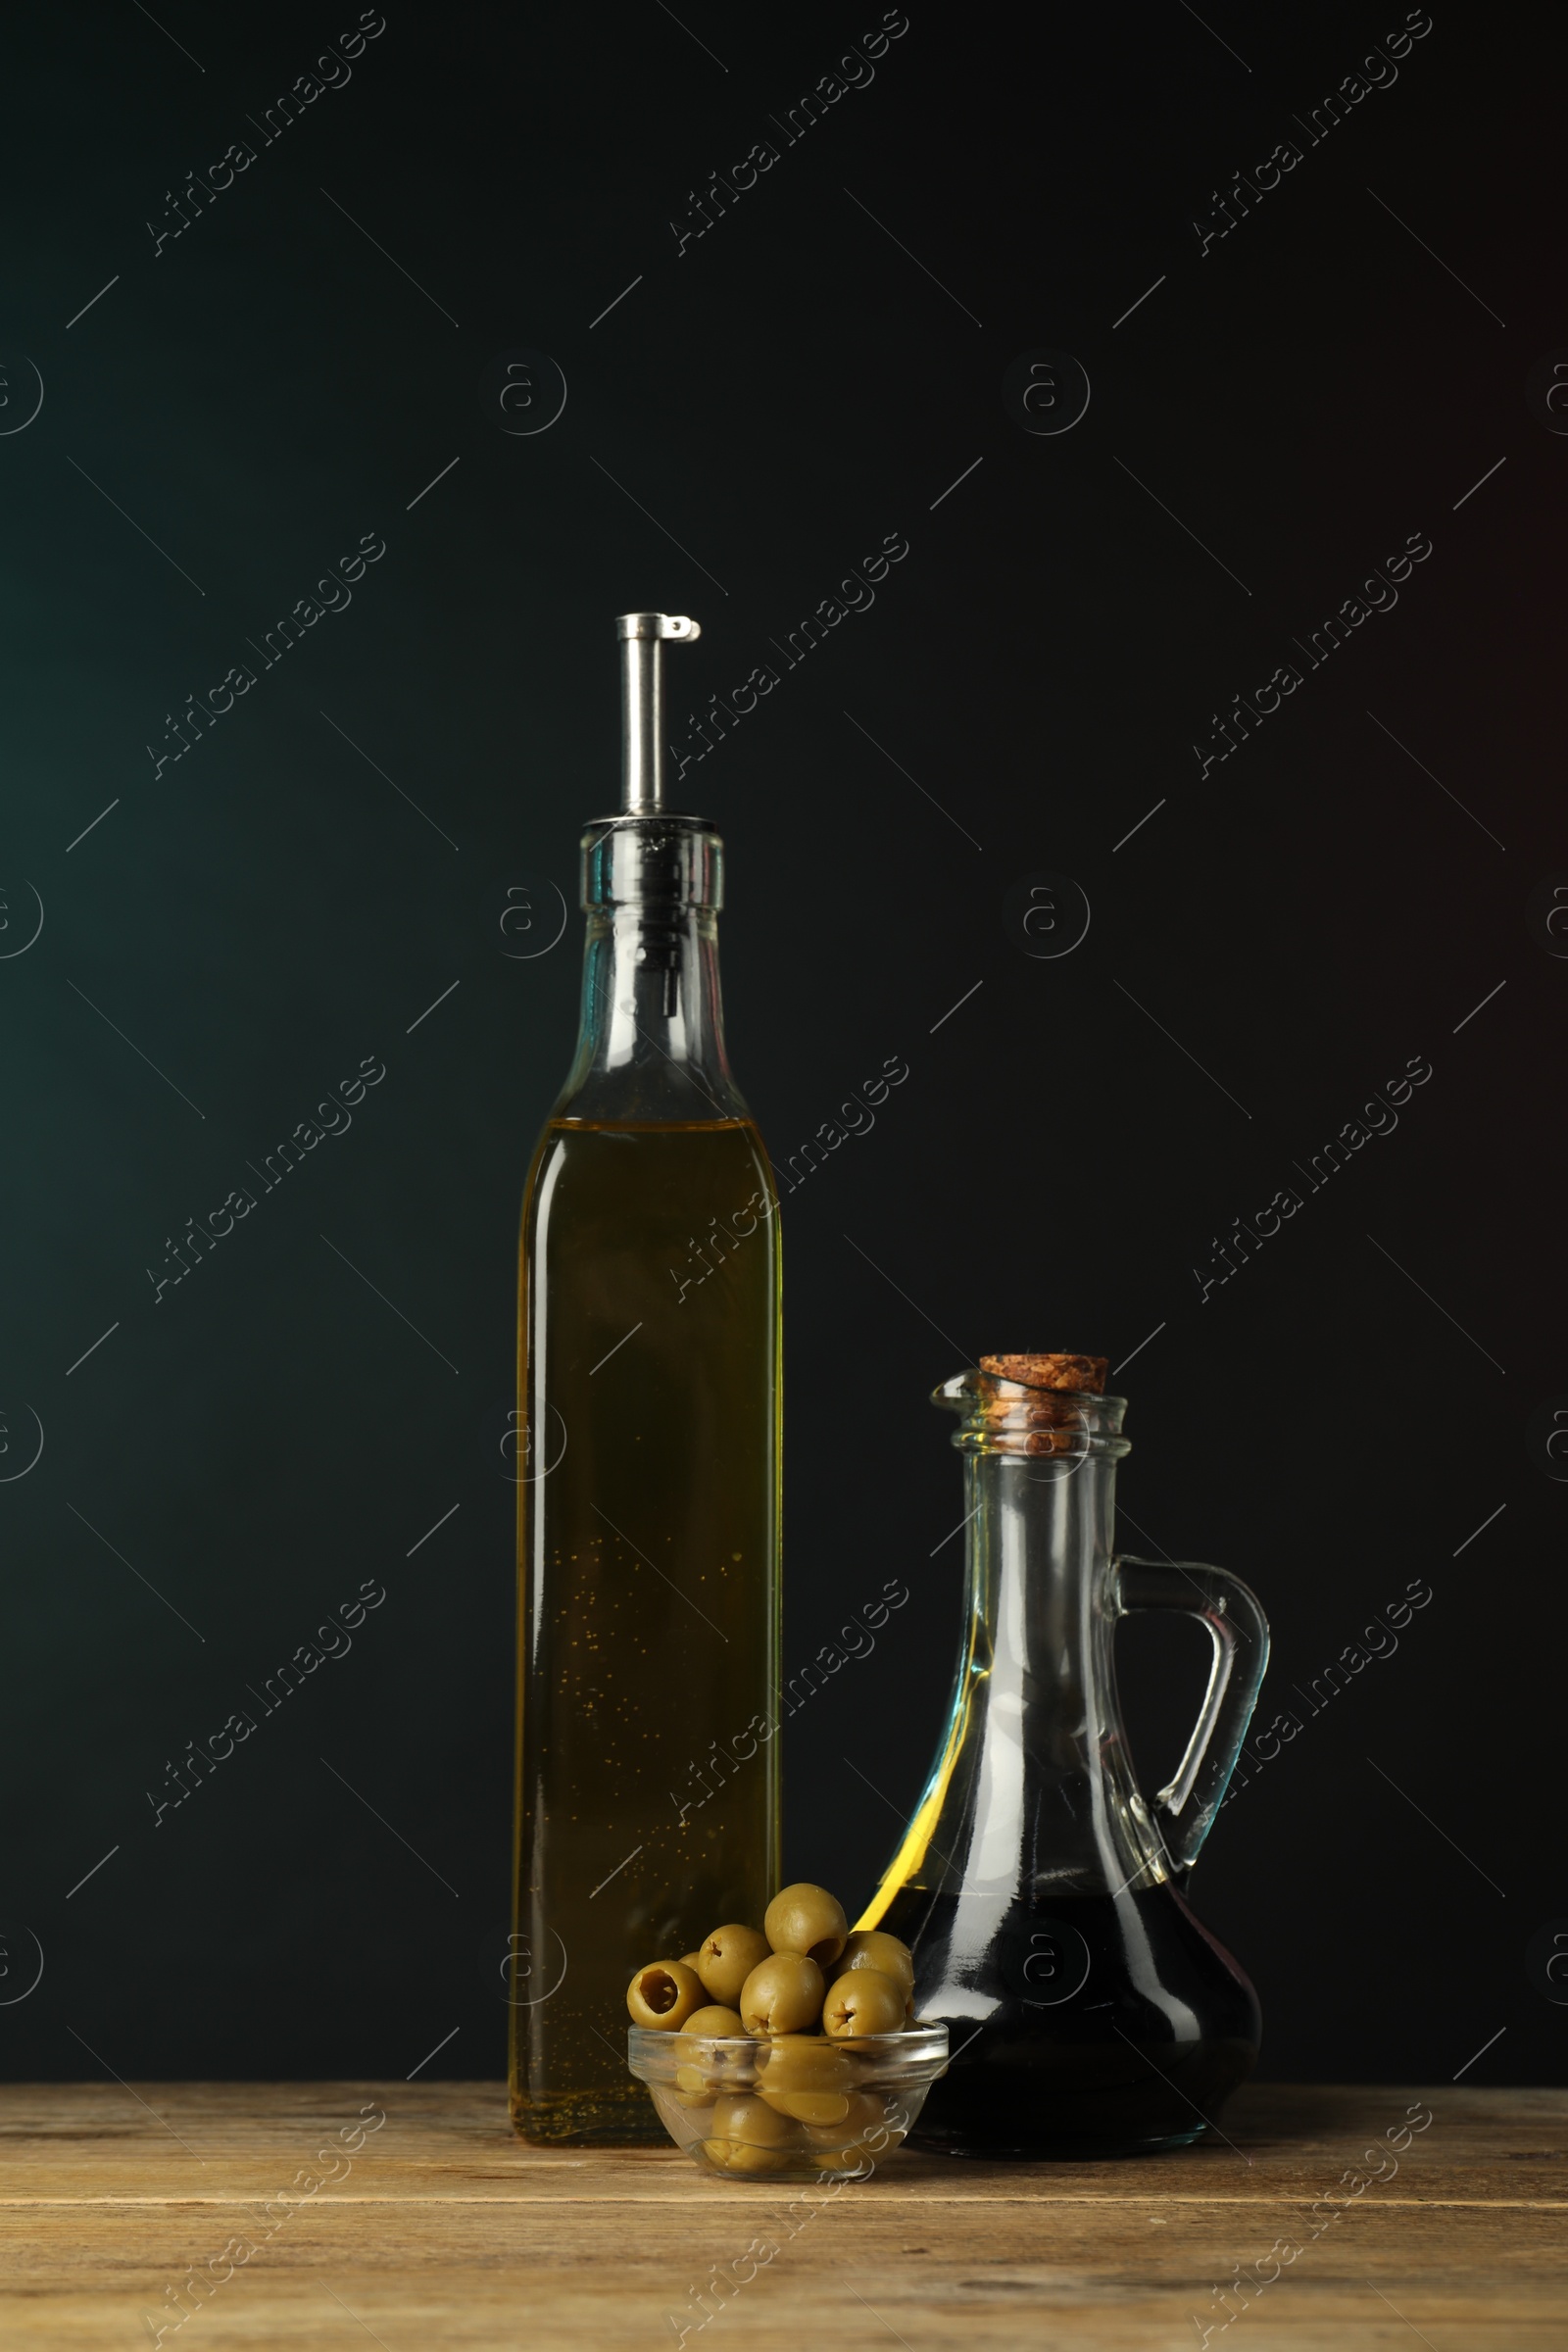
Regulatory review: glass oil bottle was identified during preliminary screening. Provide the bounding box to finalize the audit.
[510,613,782,2143]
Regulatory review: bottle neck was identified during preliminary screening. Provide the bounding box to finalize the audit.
[555,905,748,1124]
[965,1450,1116,1719]
[930,1449,1163,1902]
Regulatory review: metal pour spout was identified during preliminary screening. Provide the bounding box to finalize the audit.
[616,612,701,813]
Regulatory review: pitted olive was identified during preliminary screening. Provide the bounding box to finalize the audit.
[701,2092,799,2175]
[739,1952,825,2035]
[695,1923,771,2006]
[755,2035,854,2095]
[822,1967,906,2038]
[757,2034,855,2120]
[762,2086,850,2125]
[626,1958,705,2030]
[679,2004,746,2039]
[832,1929,914,1997]
[763,1883,849,1969]
[804,2089,892,2161]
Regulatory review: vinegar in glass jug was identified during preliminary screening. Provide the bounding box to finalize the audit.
[858,1352,1267,2159]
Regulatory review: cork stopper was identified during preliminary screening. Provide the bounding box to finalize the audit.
[970,1352,1109,1458]
[978,1352,1107,1395]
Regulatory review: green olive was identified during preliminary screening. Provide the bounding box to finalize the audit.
[700,2136,790,2177]
[811,2128,897,2170]
[673,2064,717,2108]
[804,2090,890,2159]
[752,2032,851,2126]
[810,2116,900,2167]
[695,1923,771,2006]
[832,1930,915,1998]
[679,2004,746,2040]
[755,2035,854,2097]
[678,1950,705,1971]
[764,2087,850,2125]
[710,2090,797,2143]
[822,1967,906,2038]
[763,1883,849,1968]
[671,2005,746,2109]
[739,1952,825,2035]
[626,1958,704,2030]
[701,2092,799,2175]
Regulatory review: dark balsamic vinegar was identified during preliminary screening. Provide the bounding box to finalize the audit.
[884,1884,1259,2158]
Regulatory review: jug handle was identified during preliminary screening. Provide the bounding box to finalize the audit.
[1114,1557,1270,1884]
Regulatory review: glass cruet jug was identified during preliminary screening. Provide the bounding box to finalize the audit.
[857,1351,1268,2159]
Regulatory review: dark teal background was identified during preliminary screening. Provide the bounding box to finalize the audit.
[1,0,1562,2084]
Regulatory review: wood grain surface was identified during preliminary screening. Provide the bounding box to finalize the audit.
[1,2080,1564,2348]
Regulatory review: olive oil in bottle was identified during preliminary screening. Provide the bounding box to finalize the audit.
[511,613,781,2144]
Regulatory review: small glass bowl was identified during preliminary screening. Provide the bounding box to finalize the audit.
[627,2025,949,2181]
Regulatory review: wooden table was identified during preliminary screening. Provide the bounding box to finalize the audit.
[2,2080,1564,2347]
